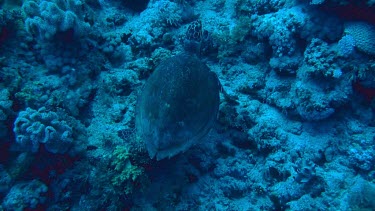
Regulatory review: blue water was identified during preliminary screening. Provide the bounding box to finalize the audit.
[0,0,375,210]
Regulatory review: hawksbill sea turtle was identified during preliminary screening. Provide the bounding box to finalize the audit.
[135,53,221,160]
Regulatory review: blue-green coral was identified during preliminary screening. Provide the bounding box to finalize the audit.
[111,146,148,195]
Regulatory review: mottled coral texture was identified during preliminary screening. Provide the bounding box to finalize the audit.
[13,107,73,154]
[344,21,375,56]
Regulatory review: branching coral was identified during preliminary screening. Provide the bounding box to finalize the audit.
[110,146,149,195]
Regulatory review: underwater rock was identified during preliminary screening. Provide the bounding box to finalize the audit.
[136,54,220,160]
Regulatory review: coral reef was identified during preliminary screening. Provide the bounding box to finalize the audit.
[13,107,81,154]
[1,180,48,210]
[344,21,375,56]
[0,0,375,210]
[110,146,149,195]
[22,0,91,40]
[0,89,12,138]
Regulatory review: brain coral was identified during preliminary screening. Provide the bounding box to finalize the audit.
[344,22,375,56]
[136,54,220,160]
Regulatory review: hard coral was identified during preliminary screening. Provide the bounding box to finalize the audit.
[344,21,375,56]
[2,180,48,210]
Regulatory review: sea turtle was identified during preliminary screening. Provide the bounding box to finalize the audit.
[135,53,221,160]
